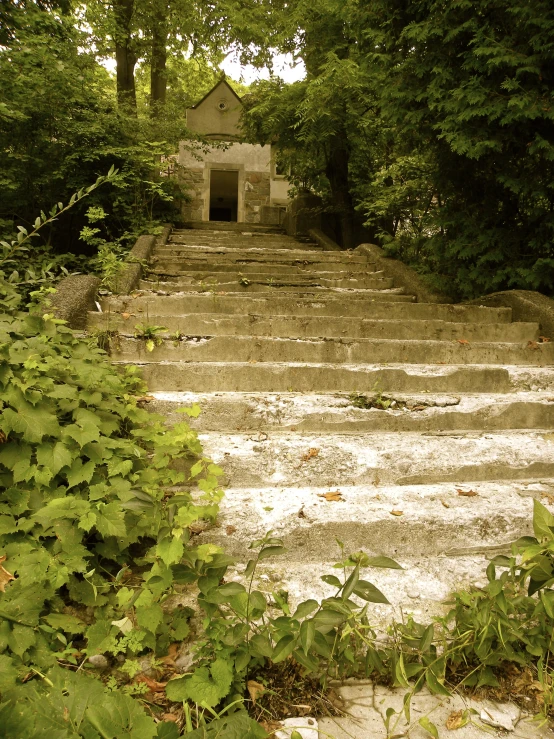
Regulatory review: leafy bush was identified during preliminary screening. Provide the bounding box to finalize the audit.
[0,186,225,735]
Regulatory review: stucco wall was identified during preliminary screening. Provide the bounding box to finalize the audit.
[179,142,271,171]
[186,81,242,139]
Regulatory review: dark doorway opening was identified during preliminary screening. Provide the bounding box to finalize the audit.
[209,170,239,221]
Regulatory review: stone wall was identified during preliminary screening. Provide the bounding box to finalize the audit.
[181,168,205,221]
[244,171,271,223]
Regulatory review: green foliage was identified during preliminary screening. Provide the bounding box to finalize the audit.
[134,323,168,352]
[0,2,185,255]
[0,667,158,738]
[0,191,224,735]
[165,533,402,715]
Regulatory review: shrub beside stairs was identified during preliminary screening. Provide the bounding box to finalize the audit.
[89,223,554,738]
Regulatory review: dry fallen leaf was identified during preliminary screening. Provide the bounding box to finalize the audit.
[298,506,307,519]
[121,312,134,320]
[456,488,478,497]
[302,447,320,462]
[161,714,180,723]
[527,340,540,350]
[390,510,404,516]
[247,680,266,704]
[159,642,180,666]
[318,491,344,502]
[441,500,450,508]
[0,555,15,592]
[135,395,155,403]
[135,675,167,692]
[446,709,464,730]
[457,339,470,345]
[226,525,237,535]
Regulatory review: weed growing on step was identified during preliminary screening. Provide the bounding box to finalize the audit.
[134,322,167,352]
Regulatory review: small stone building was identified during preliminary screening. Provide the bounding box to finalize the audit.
[179,79,290,225]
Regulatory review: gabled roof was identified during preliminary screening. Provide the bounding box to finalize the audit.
[189,78,242,110]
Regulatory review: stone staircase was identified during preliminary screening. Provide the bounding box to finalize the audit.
[89,224,554,627]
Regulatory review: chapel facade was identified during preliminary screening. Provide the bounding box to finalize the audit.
[179,79,290,225]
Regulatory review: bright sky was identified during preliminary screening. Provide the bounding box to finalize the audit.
[220,51,306,84]
[101,49,305,85]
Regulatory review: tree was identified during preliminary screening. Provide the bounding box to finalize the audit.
[354,0,554,297]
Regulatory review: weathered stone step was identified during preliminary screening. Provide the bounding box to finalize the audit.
[192,478,547,559]
[139,280,407,297]
[125,361,551,393]
[242,552,514,623]
[111,334,554,366]
[197,429,554,488]
[156,246,370,263]
[101,294,509,322]
[177,221,286,234]
[169,237,321,251]
[150,260,377,274]
[146,272,394,291]
[145,391,554,433]
[89,312,538,343]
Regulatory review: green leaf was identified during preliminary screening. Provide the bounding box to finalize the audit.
[321,574,342,588]
[425,669,451,696]
[66,458,96,489]
[352,580,390,604]
[365,555,403,569]
[533,499,554,541]
[43,613,86,634]
[183,711,267,739]
[342,565,360,599]
[2,401,60,443]
[107,457,133,478]
[166,658,233,707]
[136,603,164,634]
[156,538,184,566]
[258,546,286,560]
[300,619,316,654]
[0,654,19,691]
[272,634,296,663]
[293,599,319,620]
[419,717,439,739]
[94,502,127,538]
[36,441,73,476]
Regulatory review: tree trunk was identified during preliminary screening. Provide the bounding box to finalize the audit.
[113,0,137,112]
[325,134,356,249]
[150,4,168,114]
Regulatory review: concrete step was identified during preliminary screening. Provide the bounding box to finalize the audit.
[100,294,509,322]
[125,361,554,393]
[169,238,322,252]
[145,391,554,432]
[192,478,548,559]
[111,334,554,366]
[88,312,538,342]
[156,246,370,263]
[196,429,554,488]
[150,260,377,274]
[138,280,408,297]
[177,221,286,234]
[145,272,395,291]
[316,683,554,738]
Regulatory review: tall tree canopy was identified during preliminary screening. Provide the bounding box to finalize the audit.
[243,0,554,296]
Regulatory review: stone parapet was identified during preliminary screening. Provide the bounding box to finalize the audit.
[355,243,453,304]
[467,290,554,339]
